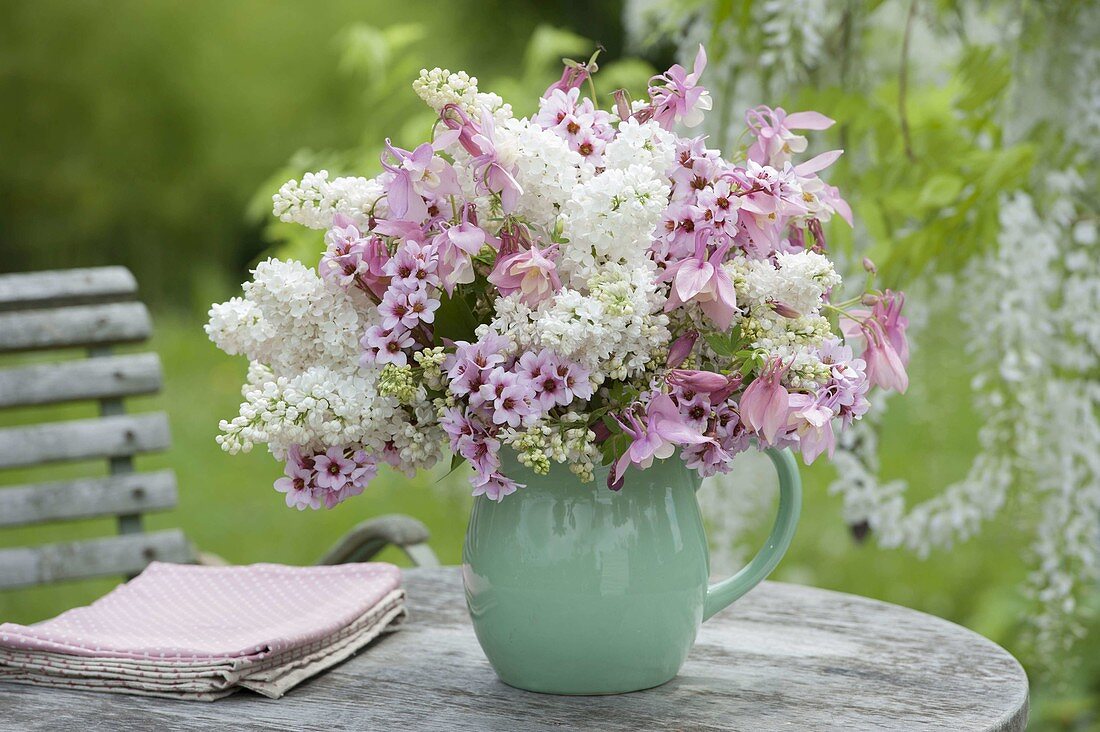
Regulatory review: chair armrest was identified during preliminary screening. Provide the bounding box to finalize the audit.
[317,514,440,567]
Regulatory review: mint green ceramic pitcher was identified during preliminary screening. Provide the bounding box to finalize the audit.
[462,448,801,695]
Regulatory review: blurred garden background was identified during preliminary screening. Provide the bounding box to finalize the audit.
[1,1,1098,729]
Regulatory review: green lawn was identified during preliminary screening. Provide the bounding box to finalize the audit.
[2,308,1097,728]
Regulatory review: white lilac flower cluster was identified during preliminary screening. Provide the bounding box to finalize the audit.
[209,46,907,509]
[485,264,670,384]
[206,259,364,376]
[412,67,512,122]
[272,171,386,230]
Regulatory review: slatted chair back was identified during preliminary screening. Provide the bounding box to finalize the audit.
[0,267,192,590]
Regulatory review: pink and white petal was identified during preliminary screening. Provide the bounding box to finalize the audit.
[784,111,835,130]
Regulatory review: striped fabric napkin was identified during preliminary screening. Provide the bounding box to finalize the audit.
[0,562,406,701]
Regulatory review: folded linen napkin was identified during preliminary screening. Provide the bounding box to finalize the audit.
[0,562,406,701]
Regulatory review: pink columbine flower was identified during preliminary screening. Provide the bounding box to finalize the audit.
[874,290,910,366]
[440,106,523,213]
[543,60,591,97]
[609,392,712,489]
[791,150,852,227]
[786,393,836,464]
[360,236,392,298]
[488,243,562,307]
[856,320,908,393]
[661,236,738,330]
[745,106,835,167]
[669,369,742,403]
[666,331,699,368]
[841,290,909,393]
[770,300,801,319]
[666,369,730,395]
[649,45,713,129]
[433,211,488,295]
[380,137,461,223]
[738,358,792,444]
[735,160,809,218]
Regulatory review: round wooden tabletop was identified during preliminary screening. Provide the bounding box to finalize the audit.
[1,566,1029,731]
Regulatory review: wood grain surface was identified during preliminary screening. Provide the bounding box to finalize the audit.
[0,353,162,409]
[0,267,137,312]
[0,302,151,353]
[0,413,171,469]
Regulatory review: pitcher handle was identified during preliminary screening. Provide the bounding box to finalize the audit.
[702,447,802,621]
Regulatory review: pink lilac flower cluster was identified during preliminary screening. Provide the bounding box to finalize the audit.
[274,446,378,511]
[536,87,617,166]
[440,338,593,499]
[215,44,911,509]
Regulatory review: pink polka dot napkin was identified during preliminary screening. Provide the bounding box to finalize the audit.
[0,562,406,701]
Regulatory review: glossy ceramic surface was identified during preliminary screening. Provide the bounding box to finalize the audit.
[462,448,801,695]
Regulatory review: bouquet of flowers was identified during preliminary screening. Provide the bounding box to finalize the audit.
[207,46,909,509]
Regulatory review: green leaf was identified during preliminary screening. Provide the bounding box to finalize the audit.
[435,453,468,485]
[917,173,965,209]
[599,430,630,469]
[705,332,737,357]
[433,292,478,346]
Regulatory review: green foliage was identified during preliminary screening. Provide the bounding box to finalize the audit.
[599,414,632,468]
[783,46,1033,287]
[0,1,631,307]
[433,291,479,346]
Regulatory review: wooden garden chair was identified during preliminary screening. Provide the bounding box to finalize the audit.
[0,266,438,593]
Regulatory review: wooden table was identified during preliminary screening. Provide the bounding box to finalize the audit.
[0,567,1028,731]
